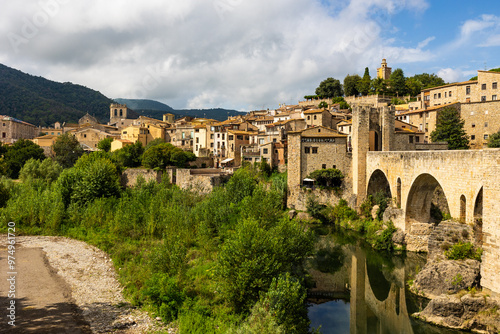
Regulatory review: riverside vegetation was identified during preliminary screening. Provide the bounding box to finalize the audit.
[0,150,317,333]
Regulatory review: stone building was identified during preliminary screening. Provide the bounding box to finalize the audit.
[287,126,351,191]
[0,115,38,144]
[109,103,139,128]
[304,109,333,128]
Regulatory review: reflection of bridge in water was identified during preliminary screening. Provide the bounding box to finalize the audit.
[350,250,413,334]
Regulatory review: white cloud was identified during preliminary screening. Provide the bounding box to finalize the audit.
[417,36,435,49]
[437,68,464,83]
[0,0,433,110]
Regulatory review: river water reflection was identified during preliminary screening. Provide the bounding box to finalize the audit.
[307,226,465,334]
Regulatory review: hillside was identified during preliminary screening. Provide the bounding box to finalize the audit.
[115,98,244,121]
[0,64,244,126]
[0,64,113,126]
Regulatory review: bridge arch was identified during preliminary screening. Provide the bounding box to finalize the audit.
[367,169,392,199]
[405,173,450,230]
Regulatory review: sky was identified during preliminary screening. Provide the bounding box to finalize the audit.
[1,0,500,111]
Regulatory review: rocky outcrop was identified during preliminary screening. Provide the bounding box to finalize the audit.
[412,259,480,298]
[415,293,500,333]
[405,222,434,252]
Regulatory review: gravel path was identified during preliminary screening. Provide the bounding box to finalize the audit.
[1,235,174,333]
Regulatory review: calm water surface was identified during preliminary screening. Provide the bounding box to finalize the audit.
[307,226,465,334]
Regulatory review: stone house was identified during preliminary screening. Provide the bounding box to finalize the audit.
[32,134,58,156]
[71,127,115,151]
[109,103,139,128]
[0,115,38,144]
[304,109,333,128]
[110,139,133,152]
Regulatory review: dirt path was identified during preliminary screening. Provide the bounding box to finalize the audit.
[0,235,171,334]
[0,246,91,333]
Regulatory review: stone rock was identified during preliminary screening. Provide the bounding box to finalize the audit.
[288,210,297,220]
[371,205,379,220]
[296,211,314,221]
[413,259,480,298]
[392,228,405,245]
[405,223,435,252]
[416,295,464,328]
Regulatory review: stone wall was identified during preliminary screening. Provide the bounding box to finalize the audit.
[427,221,474,260]
[176,169,232,194]
[288,186,355,212]
[189,157,214,168]
[121,168,163,187]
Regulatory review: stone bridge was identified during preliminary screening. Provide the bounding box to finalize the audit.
[364,149,500,295]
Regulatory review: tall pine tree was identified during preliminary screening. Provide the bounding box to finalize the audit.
[430,107,469,150]
[358,67,371,95]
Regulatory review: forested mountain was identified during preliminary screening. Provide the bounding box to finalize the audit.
[0,64,244,126]
[0,64,113,126]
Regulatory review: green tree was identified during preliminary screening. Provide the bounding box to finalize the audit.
[52,133,84,168]
[56,154,121,206]
[315,77,343,98]
[405,77,423,97]
[332,96,350,110]
[358,67,372,96]
[343,74,361,97]
[430,107,469,149]
[145,138,166,151]
[97,137,113,152]
[371,77,388,95]
[389,68,407,96]
[487,130,500,148]
[317,101,328,109]
[216,217,314,312]
[19,158,63,184]
[142,143,195,169]
[1,139,45,179]
[112,141,144,168]
[411,73,445,89]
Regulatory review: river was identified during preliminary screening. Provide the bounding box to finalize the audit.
[307,226,465,334]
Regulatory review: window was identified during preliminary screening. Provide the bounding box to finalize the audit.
[445,92,447,98]
[466,86,471,95]
[449,91,452,97]
[434,94,437,99]
[471,135,476,140]
[472,123,475,128]
[482,83,487,90]
[332,165,336,169]
[438,93,441,98]
[228,135,234,140]
[485,122,488,127]
[307,116,311,120]
[236,135,243,140]
[217,133,220,138]
[2,123,4,127]
[259,138,264,145]
[196,138,199,143]
[222,134,225,140]
[211,143,214,148]
[312,147,318,154]
[481,96,486,102]
[409,136,413,144]
[493,82,498,89]
[304,147,310,154]
[195,145,198,150]
[210,134,214,139]
[182,132,185,139]
[313,115,317,120]
[83,134,87,138]
[273,138,277,142]
[493,95,497,101]
[484,134,489,140]
[416,136,420,143]
[322,164,326,169]
[2,133,5,138]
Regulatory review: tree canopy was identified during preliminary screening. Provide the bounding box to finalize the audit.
[487,130,500,148]
[358,67,371,96]
[430,107,469,149]
[142,143,196,169]
[315,77,343,98]
[1,139,45,179]
[389,68,407,96]
[52,133,84,168]
[343,74,361,97]
[97,137,113,152]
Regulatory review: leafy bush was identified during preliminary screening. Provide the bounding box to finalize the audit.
[97,137,113,152]
[370,221,397,251]
[307,168,343,188]
[19,158,63,185]
[1,139,46,178]
[112,141,144,168]
[216,218,313,312]
[445,242,483,261]
[142,274,185,323]
[142,143,195,169]
[52,133,84,168]
[325,199,358,224]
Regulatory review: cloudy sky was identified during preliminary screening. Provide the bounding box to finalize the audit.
[1,0,500,111]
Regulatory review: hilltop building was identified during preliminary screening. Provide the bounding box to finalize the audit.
[0,116,38,144]
[377,59,392,80]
